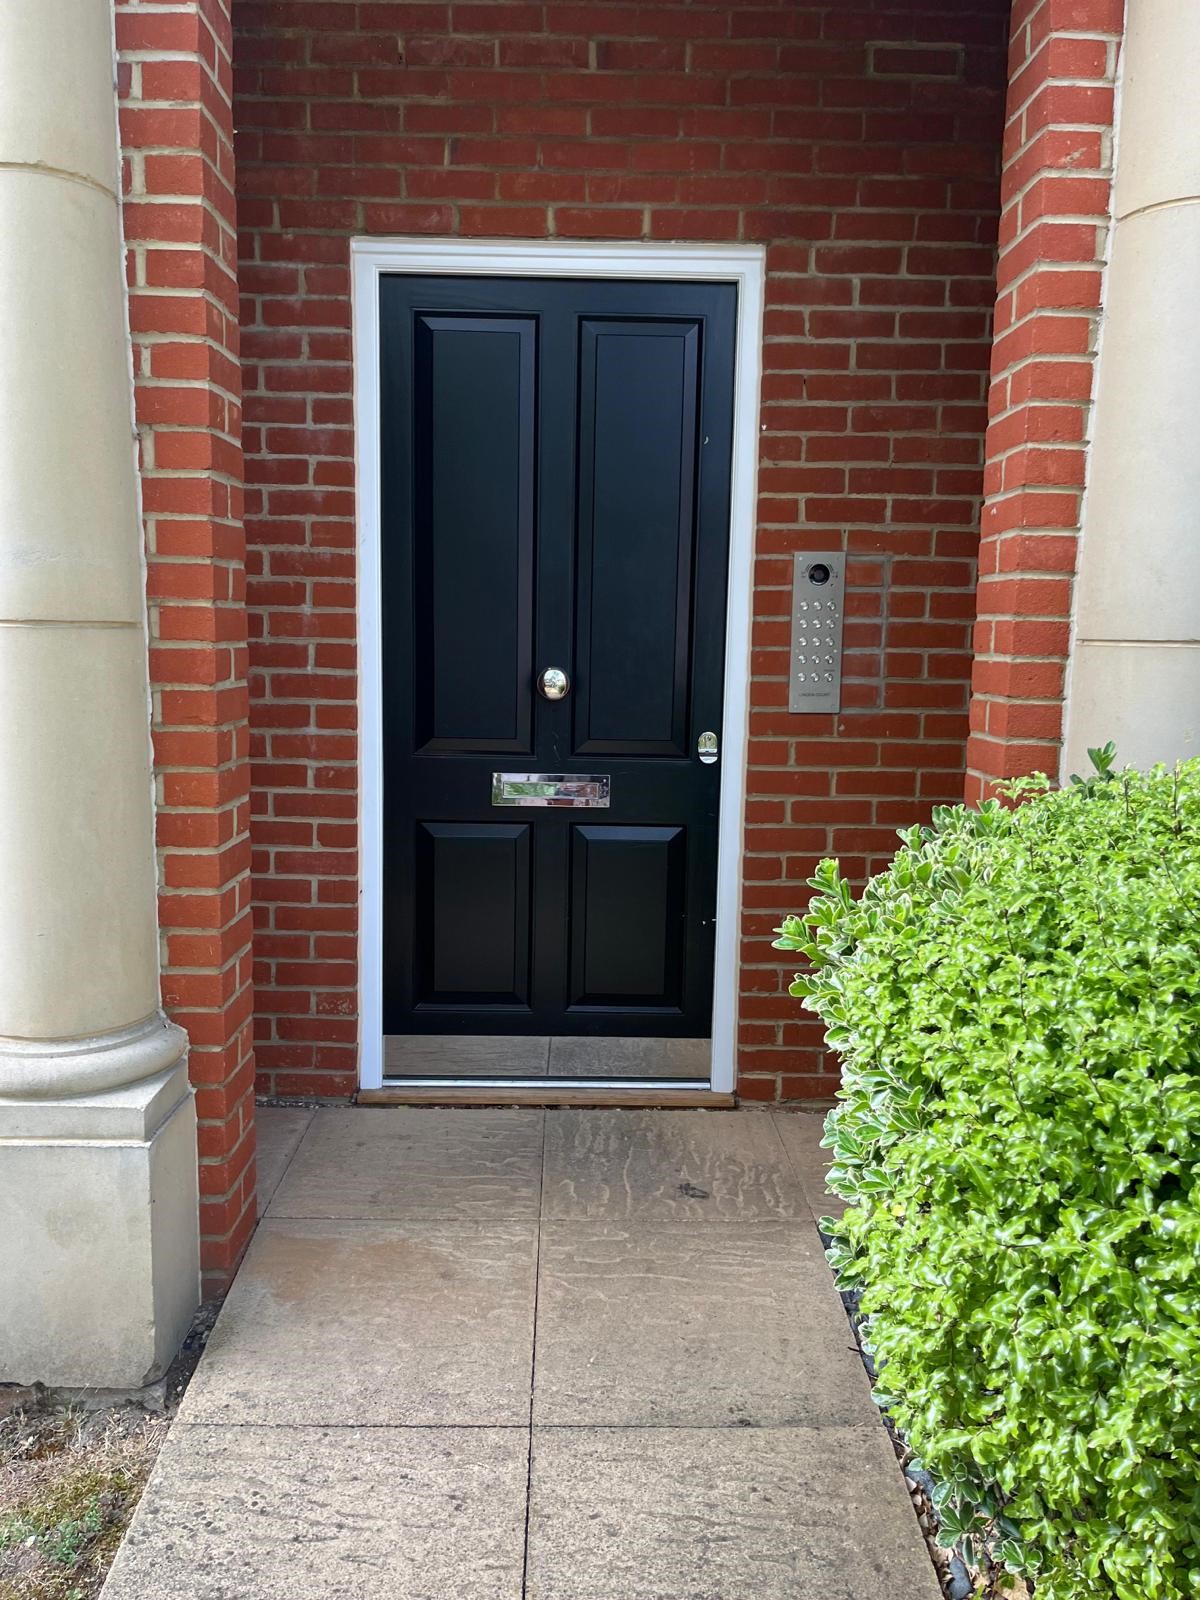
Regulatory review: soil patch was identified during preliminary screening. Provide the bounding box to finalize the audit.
[0,1305,216,1600]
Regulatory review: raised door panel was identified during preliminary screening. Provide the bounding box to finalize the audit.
[567,824,686,1012]
[412,313,536,754]
[414,822,532,1009]
[573,319,701,757]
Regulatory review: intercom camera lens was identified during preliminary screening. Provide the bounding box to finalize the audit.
[807,562,831,586]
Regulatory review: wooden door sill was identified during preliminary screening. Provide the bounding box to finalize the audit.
[357,1085,737,1108]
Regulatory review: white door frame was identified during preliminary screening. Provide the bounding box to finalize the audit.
[351,237,765,1093]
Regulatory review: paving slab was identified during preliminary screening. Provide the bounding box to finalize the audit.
[268,1106,544,1221]
[181,1219,538,1426]
[542,1108,809,1222]
[255,1104,315,1215]
[100,1106,937,1600]
[526,1425,942,1600]
[533,1221,869,1427]
[773,1107,847,1220]
[101,1423,528,1600]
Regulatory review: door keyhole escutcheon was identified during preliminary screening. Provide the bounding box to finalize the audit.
[697,731,719,764]
[537,667,570,701]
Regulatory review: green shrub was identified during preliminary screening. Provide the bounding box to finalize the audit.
[774,758,1200,1600]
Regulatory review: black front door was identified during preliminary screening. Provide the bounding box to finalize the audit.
[380,274,735,1042]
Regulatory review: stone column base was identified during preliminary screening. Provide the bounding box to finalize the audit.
[0,1062,200,1388]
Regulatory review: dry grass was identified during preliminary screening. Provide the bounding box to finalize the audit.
[0,1407,167,1600]
[0,1306,214,1600]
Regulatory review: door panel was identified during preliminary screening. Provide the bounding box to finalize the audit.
[568,824,686,1011]
[574,320,699,757]
[381,274,736,1048]
[414,821,532,1009]
[412,314,536,754]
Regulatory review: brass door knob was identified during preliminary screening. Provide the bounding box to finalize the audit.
[537,667,570,701]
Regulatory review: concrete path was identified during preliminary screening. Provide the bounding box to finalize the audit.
[102,1107,940,1600]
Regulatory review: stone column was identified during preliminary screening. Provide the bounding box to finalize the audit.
[1063,0,1200,774]
[0,0,199,1386]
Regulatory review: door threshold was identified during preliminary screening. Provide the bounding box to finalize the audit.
[358,1080,736,1109]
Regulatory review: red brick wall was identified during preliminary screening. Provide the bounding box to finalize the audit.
[966,0,1123,801]
[232,0,1009,1102]
[118,0,257,1288]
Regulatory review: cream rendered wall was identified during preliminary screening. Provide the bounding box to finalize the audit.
[1063,0,1200,773]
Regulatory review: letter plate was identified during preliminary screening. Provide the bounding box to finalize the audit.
[491,772,611,808]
